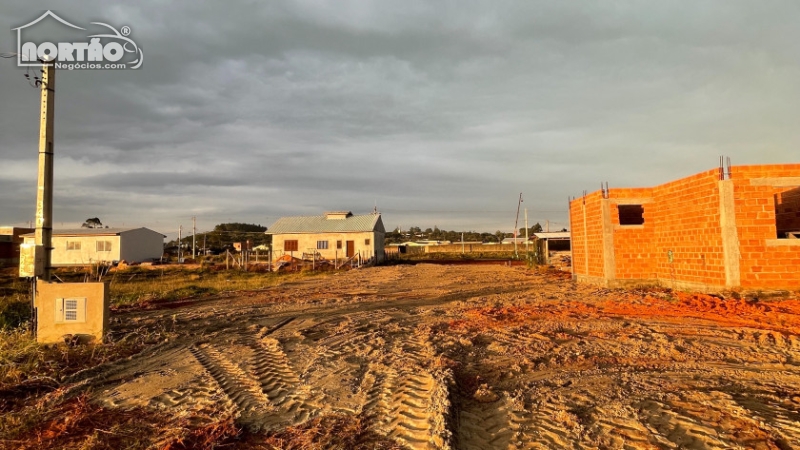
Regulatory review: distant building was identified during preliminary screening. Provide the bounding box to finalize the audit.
[22,227,165,266]
[501,237,532,245]
[414,240,451,246]
[533,231,571,264]
[267,211,385,263]
[569,164,800,291]
[0,227,34,267]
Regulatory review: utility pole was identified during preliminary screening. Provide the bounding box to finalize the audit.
[524,208,529,253]
[192,216,196,258]
[178,225,182,262]
[514,192,523,258]
[35,61,56,282]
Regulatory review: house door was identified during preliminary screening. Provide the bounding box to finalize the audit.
[346,241,355,258]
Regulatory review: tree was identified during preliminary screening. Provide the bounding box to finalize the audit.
[82,217,102,228]
[518,223,543,237]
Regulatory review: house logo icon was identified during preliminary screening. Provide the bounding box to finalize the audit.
[13,10,143,70]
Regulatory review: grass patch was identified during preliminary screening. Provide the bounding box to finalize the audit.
[1,392,240,450]
[106,268,286,308]
[0,277,32,329]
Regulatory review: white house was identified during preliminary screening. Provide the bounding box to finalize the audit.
[267,211,385,263]
[22,227,165,266]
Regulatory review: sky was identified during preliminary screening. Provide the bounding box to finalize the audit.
[1,1,798,238]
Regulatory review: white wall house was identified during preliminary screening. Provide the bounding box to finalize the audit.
[268,211,385,263]
[22,227,165,266]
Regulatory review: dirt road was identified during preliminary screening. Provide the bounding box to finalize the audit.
[82,265,800,449]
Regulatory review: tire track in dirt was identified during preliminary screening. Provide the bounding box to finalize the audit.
[189,343,273,430]
[363,365,452,449]
[147,373,233,426]
[455,396,514,450]
[250,334,322,426]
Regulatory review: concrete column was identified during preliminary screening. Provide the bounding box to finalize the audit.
[582,201,589,275]
[601,199,616,282]
[718,180,740,288]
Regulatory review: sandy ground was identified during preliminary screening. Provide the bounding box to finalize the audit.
[78,265,800,449]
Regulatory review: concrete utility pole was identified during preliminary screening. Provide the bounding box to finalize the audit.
[192,216,196,258]
[35,61,55,282]
[524,208,529,253]
[514,193,523,258]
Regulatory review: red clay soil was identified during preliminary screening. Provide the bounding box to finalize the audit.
[603,292,800,335]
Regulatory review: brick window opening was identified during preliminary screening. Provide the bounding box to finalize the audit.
[618,205,645,225]
[336,240,342,249]
[365,238,371,245]
[96,241,112,252]
[284,240,298,252]
[66,241,81,251]
[317,240,328,250]
[775,187,800,238]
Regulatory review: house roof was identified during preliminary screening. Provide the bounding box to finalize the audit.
[21,227,166,238]
[267,213,385,234]
[533,231,571,240]
[502,237,531,243]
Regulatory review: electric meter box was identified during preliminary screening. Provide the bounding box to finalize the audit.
[35,281,109,344]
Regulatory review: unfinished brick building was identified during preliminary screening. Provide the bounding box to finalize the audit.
[569,164,800,292]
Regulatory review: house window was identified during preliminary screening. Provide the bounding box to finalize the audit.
[317,240,328,250]
[284,240,298,252]
[618,205,645,225]
[336,240,342,249]
[96,241,112,252]
[66,241,81,251]
[365,238,371,245]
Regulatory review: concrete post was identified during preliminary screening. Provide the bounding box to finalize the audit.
[35,62,55,282]
[718,180,741,288]
[601,199,616,283]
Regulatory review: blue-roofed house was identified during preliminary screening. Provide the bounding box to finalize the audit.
[267,211,386,263]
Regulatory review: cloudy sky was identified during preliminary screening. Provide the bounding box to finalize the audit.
[1,1,798,237]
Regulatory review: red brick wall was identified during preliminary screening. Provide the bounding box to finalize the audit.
[730,165,800,289]
[608,187,656,280]
[570,164,800,291]
[650,169,727,287]
[775,187,800,237]
[569,191,605,278]
[568,198,585,274]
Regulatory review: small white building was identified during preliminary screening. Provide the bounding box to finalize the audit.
[22,227,165,266]
[268,211,385,263]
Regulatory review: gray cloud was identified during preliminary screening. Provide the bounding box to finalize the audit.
[1,0,798,237]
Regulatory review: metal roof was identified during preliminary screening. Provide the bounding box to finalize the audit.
[267,213,385,234]
[21,227,166,237]
[533,231,571,240]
